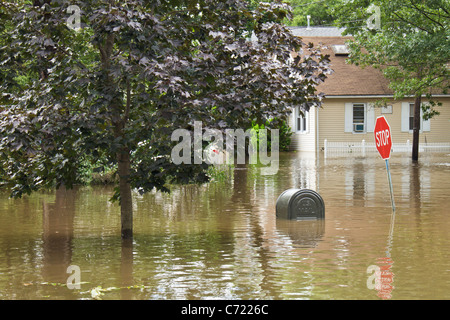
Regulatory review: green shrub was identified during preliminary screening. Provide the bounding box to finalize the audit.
[250,118,292,152]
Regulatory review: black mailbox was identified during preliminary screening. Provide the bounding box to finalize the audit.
[276,188,325,220]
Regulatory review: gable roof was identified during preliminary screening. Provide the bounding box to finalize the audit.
[290,27,394,97]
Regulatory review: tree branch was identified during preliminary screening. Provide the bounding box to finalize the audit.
[392,12,431,33]
[408,0,445,29]
[98,33,115,67]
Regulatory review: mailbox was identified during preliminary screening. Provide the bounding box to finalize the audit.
[276,188,325,220]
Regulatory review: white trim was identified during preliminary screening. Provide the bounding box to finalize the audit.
[351,103,366,134]
[295,107,309,134]
[316,106,319,154]
[344,102,353,132]
[325,94,450,99]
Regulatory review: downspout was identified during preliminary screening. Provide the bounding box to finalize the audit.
[316,106,320,191]
[316,106,320,156]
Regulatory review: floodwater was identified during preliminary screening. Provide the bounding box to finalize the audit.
[0,152,449,300]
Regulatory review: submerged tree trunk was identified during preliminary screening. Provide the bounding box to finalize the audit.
[412,95,421,162]
[98,33,133,239]
[113,110,133,239]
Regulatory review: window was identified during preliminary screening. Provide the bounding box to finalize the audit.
[296,107,308,133]
[345,102,374,133]
[401,102,430,132]
[353,104,365,133]
[409,103,420,131]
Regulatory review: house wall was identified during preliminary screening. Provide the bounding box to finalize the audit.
[289,106,316,152]
[317,97,450,150]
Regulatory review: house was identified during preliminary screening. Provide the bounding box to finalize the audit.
[287,27,450,155]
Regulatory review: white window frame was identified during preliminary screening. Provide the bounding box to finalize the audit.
[401,102,431,133]
[409,103,420,131]
[296,107,308,134]
[352,103,366,134]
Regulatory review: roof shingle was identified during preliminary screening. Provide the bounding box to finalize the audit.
[302,35,393,96]
[288,27,393,96]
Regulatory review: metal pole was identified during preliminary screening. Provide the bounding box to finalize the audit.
[385,159,395,211]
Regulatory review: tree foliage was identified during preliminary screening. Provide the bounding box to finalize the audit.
[334,0,449,161]
[284,0,340,27]
[335,0,449,105]
[0,0,331,236]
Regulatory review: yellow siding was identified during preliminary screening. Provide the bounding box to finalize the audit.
[318,97,450,150]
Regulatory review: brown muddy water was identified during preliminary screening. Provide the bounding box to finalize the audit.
[0,152,449,300]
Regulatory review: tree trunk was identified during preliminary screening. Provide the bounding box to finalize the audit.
[412,95,421,162]
[118,148,133,239]
[97,33,133,239]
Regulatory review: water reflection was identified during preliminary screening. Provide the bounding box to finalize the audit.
[410,163,421,210]
[371,205,396,300]
[120,238,133,299]
[42,187,76,284]
[276,219,325,248]
[0,152,449,299]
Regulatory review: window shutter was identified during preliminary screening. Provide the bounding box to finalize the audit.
[422,118,430,132]
[422,103,431,132]
[344,103,353,132]
[401,102,410,132]
[290,107,296,132]
[366,104,375,133]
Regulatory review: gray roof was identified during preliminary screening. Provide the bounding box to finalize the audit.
[288,26,347,37]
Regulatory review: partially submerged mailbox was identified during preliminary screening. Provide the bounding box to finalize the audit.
[276,188,325,220]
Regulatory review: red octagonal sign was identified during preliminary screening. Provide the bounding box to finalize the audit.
[374,116,392,159]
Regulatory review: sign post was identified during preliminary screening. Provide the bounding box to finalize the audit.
[374,116,395,211]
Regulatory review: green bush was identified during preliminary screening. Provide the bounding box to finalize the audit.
[250,118,292,152]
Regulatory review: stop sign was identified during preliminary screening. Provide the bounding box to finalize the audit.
[374,116,392,159]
